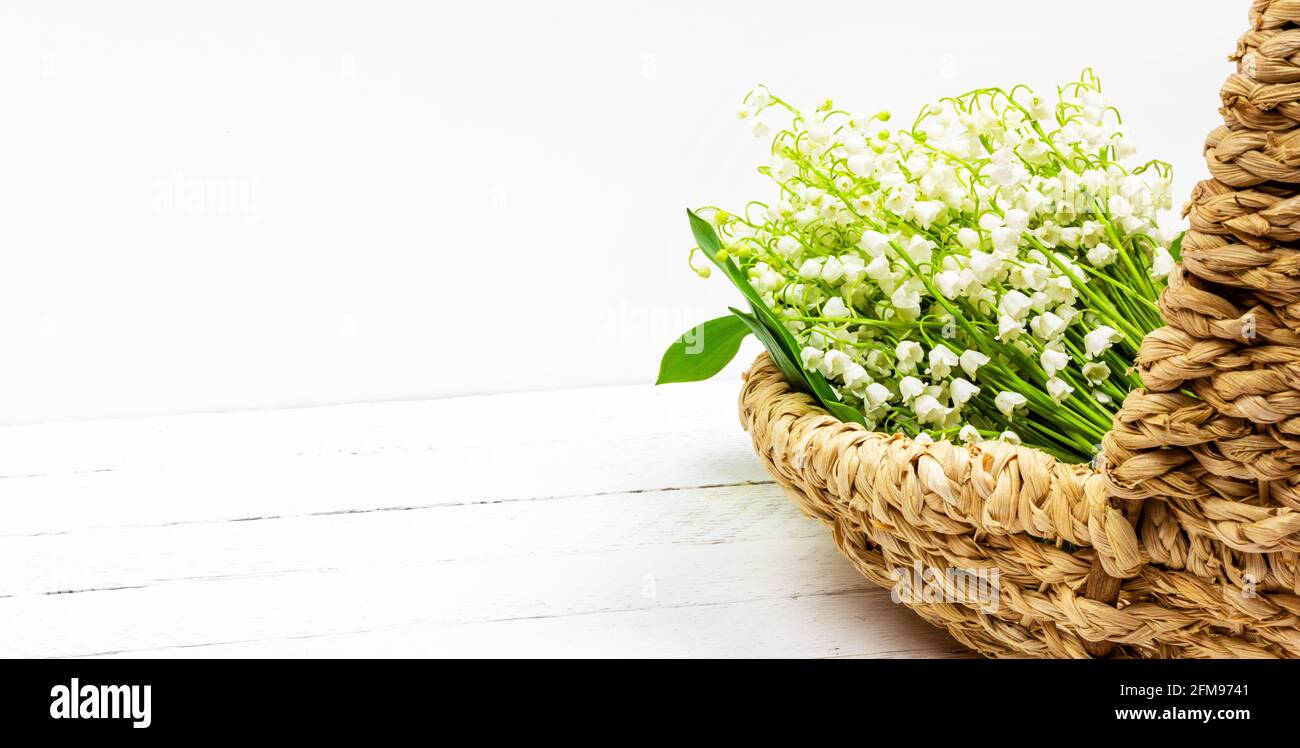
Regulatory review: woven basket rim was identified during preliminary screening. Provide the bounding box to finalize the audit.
[739,350,1106,551]
[742,351,1093,467]
[737,352,1300,658]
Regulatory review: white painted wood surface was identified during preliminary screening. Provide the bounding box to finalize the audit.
[0,379,969,658]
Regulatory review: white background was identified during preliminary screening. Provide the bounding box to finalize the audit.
[0,0,1242,424]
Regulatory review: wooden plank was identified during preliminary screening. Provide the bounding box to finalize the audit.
[0,379,969,658]
[1,529,958,658]
[88,593,974,659]
[2,484,969,658]
[0,484,814,597]
[0,380,770,535]
[0,379,748,477]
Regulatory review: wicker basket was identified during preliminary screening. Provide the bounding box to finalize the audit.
[738,0,1300,658]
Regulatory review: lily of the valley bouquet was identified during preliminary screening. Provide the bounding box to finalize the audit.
[659,71,1182,463]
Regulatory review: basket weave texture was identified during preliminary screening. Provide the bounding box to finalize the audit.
[739,0,1300,658]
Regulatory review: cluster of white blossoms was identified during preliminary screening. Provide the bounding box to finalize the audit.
[700,71,1179,462]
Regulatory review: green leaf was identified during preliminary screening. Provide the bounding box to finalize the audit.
[688,211,804,365]
[690,211,867,428]
[739,294,865,425]
[728,308,810,394]
[823,400,868,426]
[656,315,752,385]
[731,308,868,426]
[1170,232,1184,262]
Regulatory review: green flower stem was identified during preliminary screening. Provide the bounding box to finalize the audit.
[1029,237,1145,344]
[691,74,1173,465]
[978,366,1109,439]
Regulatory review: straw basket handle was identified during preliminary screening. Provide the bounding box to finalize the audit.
[1085,1,1300,654]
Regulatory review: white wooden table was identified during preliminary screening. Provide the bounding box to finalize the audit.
[0,379,969,658]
